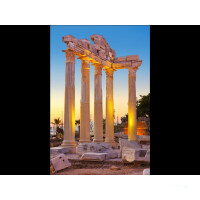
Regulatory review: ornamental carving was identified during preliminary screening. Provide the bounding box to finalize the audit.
[104,68,115,78]
[62,35,142,70]
[65,49,75,63]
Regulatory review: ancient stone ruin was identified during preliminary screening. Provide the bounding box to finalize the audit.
[50,34,150,174]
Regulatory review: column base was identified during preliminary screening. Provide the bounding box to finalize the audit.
[61,140,76,153]
[105,140,118,149]
[93,139,104,143]
[79,139,91,143]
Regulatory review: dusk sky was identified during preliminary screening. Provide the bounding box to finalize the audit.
[50,25,150,123]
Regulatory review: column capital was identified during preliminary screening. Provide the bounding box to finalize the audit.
[93,64,102,76]
[65,49,75,63]
[81,59,90,70]
[129,67,137,77]
[104,68,116,78]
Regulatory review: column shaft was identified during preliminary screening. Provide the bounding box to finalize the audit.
[61,50,76,152]
[93,65,103,142]
[105,69,115,145]
[128,68,137,141]
[80,59,91,143]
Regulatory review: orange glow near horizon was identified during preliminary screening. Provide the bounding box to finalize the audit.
[50,65,148,124]
[50,92,145,124]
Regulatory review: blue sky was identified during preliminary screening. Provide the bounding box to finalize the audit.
[50,25,150,122]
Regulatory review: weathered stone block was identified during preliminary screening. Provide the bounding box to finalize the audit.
[62,35,78,43]
[50,147,71,154]
[122,146,150,163]
[143,168,150,175]
[50,154,71,172]
[126,55,139,61]
[106,149,119,159]
[122,147,141,163]
[114,57,126,62]
[79,39,91,50]
[120,139,150,163]
[137,135,150,143]
[119,139,141,154]
[76,143,90,155]
[144,149,150,162]
[80,153,108,161]
[76,142,119,160]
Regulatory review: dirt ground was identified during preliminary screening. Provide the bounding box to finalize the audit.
[51,166,145,175]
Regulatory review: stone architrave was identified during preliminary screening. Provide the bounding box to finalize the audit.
[61,49,76,153]
[93,64,103,142]
[79,59,91,143]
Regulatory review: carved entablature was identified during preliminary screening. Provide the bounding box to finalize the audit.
[62,35,142,70]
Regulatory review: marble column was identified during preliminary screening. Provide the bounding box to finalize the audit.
[104,68,117,148]
[128,67,137,141]
[61,49,76,152]
[79,59,91,143]
[93,64,103,142]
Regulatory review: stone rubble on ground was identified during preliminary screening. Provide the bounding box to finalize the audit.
[50,153,71,172]
[50,147,71,155]
[77,142,120,161]
[120,138,150,163]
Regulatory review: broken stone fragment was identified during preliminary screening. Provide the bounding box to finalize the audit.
[122,147,150,163]
[126,55,139,61]
[99,50,106,59]
[137,135,150,143]
[62,35,78,44]
[143,168,150,175]
[114,57,127,62]
[79,39,91,50]
[80,152,108,161]
[76,142,119,160]
[110,49,116,58]
[144,149,150,162]
[50,146,71,154]
[122,147,140,163]
[50,153,71,172]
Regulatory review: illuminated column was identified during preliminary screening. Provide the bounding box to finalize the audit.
[104,68,117,148]
[79,59,91,143]
[61,49,76,152]
[128,67,137,141]
[93,64,103,142]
